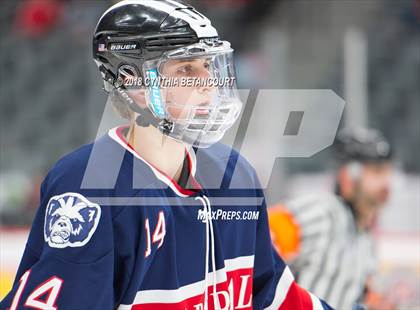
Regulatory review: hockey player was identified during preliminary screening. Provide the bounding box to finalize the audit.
[269,128,393,309]
[1,1,332,309]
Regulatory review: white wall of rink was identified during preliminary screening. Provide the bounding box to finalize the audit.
[1,229,28,272]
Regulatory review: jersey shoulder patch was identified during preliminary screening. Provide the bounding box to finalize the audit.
[44,192,101,249]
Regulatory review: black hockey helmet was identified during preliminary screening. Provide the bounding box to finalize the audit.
[92,1,242,148]
[333,128,392,164]
[93,0,218,85]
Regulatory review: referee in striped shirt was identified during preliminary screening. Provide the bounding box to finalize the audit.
[269,128,394,310]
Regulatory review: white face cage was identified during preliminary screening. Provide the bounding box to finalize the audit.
[139,41,243,148]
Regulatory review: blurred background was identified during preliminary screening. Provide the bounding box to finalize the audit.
[0,0,419,308]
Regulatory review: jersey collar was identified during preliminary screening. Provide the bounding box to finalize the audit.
[108,126,201,197]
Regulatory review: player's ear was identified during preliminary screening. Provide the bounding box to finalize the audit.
[127,88,147,110]
[338,166,354,198]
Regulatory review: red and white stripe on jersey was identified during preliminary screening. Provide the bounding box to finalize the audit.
[118,255,324,310]
[109,126,201,197]
[118,255,254,310]
[265,267,324,310]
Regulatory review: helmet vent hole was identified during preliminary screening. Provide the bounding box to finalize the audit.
[145,35,198,51]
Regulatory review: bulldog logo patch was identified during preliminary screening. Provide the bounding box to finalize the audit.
[44,193,101,248]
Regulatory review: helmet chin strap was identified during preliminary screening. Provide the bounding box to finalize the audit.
[134,107,174,136]
[100,64,175,136]
[119,86,174,136]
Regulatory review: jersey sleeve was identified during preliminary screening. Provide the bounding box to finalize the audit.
[252,198,333,310]
[0,175,115,310]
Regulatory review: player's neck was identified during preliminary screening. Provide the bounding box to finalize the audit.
[127,124,186,182]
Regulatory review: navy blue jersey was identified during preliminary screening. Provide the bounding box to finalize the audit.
[1,126,332,310]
